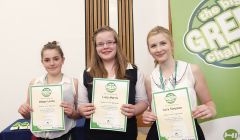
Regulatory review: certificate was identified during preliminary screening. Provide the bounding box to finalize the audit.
[30,85,65,132]
[90,78,129,132]
[152,88,198,140]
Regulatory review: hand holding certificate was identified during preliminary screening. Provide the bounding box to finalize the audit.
[90,78,129,132]
[30,85,65,132]
[152,88,198,140]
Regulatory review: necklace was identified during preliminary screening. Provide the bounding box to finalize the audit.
[159,61,178,91]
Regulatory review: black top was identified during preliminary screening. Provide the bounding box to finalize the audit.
[83,65,138,140]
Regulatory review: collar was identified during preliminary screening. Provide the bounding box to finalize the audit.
[35,73,71,84]
[126,63,134,70]
[151,60,188,82]
[87,63,133,72]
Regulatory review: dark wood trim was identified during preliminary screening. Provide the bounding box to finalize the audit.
[117,0,134,63]
[85,0,110,67]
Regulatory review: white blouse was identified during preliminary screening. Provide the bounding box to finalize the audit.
[150,60,197,109]
[31,74,76,139]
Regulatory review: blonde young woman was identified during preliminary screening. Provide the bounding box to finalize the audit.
[142,26,216,140]
[78,26,148,140]
[18,41,79,140]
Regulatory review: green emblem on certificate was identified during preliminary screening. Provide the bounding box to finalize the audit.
[105,82,117,93]
[165,93,176,104]
[41,88,52,97]
[91,78,129,132]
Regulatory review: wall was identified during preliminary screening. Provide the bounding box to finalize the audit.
[0,0,168,131]
[0,0,86,131]
[134,0,169,75]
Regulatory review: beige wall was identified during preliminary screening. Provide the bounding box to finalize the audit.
[0,0,168,131]
[0,0,86,131]
[134,0,169,75]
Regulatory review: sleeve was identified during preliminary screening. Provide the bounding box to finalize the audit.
[135,69,149,105]
[77,72,89,106]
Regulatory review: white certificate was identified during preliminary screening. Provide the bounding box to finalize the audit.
[90,78,129,132]
[30,85,65,132]
[152,87,198,140]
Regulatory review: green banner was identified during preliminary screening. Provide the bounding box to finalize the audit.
[171,0,240,139]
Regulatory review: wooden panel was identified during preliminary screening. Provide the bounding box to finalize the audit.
[93,0,97,31]
[118,0,123,55]
[97,0,101,27]
[85,0,109,67]
[125,0,130,60]
[118,0,134,63]
[85,0,90,66]
[129,0,134,62]
[101,0,105,25]
[105,0,109,25]
[122,0,126,56]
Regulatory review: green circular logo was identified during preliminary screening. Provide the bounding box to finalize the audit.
[165,93,176,104]
[105,82,117,93]
[41,88,52,97]
[184,0,240,68]
[223,129,239,140]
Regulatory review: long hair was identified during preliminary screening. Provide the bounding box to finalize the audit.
[89,26,128,79]
[146,26,174,66]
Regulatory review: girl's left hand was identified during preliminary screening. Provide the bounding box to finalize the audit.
[192,104,215,119]
[121,104,135,118]
[61,101,74,117]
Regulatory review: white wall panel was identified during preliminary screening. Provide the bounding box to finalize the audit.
[133,0,169,75]
[0,0,85,131]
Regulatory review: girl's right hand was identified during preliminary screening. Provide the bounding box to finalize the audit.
[142,108,157,124]
[18,103,32,119]
[78,103,95,119]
